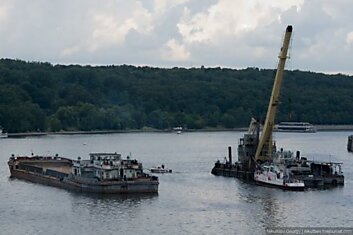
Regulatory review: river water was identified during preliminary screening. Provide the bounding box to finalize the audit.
[0,131,352,234]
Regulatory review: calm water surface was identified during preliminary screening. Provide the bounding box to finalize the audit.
[0,131,353,235]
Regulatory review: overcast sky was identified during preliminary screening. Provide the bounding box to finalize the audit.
[0,0,352,74]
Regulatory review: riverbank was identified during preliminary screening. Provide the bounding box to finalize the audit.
[7,129,152,138]
[5,125,353,138]
[315,125,353,131]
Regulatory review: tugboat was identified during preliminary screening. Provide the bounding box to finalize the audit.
[254,164,304,191]
[8,152,159,194]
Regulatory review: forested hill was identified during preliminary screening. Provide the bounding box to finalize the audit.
[0,59,353,133]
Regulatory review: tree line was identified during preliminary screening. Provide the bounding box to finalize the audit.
[0,59,353,133]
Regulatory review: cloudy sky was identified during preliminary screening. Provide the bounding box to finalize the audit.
[0,0,352,74]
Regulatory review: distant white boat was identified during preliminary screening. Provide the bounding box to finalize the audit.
[0,128,7,138]
[150,165,172,173]
[173,126,183,134]
[275,122,317,133]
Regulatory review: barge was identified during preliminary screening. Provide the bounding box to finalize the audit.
[211,25,344,189]
[211,133,345,188]
[8,153,159,194]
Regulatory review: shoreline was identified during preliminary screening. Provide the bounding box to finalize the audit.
[5,125,353,138]
[315,125,353,131]
[7,128,247,138]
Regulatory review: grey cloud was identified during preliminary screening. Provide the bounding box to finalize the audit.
[279,0,353,73]
[0,0,352,74]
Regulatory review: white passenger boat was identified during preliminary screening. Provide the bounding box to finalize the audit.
[275,122,316,133]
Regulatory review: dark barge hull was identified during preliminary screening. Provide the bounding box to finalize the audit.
[254,180,304,191]
[9,169,159,194]
[300,175,344,188]
[211,166,254,181]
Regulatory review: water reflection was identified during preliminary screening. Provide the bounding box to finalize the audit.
[260,192,281,229]
[0,131,352,234]
[69,191,158,207]
[70,192,158,226]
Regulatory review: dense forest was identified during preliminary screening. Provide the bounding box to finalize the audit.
[0,59,353,133]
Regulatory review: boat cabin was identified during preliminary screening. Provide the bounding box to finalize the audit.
[72,153,144,181]
[310,162,343,177]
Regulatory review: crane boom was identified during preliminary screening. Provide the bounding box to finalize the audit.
[255,25,293,161]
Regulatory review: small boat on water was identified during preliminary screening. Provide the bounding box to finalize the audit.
[150,165,172,173]
[173,127,183,134]
[275,122,317,133]
[0,128,8,138]
[8,152,159,194]
[254,164,305,191]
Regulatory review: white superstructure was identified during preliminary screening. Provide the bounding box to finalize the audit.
[275,122,317,133]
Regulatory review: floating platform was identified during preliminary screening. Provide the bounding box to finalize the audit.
[211,160,344,189]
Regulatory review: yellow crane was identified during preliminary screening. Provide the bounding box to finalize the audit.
[254,25,293,162]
